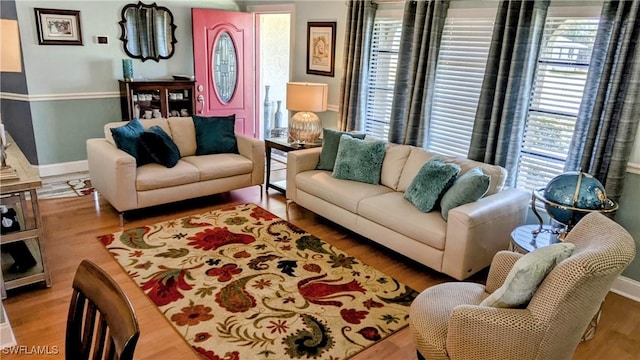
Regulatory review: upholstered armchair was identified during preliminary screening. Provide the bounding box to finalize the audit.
[409,212,636,360]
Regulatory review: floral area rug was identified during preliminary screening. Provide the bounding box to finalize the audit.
[99,203,418,360]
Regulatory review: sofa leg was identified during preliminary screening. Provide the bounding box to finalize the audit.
[285,200,293,220]
[119,212,124,227]
[259,184,263,199]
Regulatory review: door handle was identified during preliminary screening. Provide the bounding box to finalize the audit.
[197,95,205,114]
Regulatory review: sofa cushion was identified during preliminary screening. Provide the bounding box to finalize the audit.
[480,243,575,308]
[140,126,181,168]
[182,154,253,181]
[447,157,506,195]
[332,135,386,185]
[380,143,412,190]
[168,117,197,157]
[440,167,491,221]
[136,160,200,191]
[358,192,447,250]
[316,128,366,171]
[404,158,460,213]
[193,115,239,155]
[296,170,392,213]
[110,118,152,166]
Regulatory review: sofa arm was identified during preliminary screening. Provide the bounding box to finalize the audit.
[485,250,523,293]
[286,147,322,201]
[236,135,265,186]
[86,138,138,212]
[441,188,529,280]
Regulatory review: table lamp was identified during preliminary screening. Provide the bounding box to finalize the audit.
[0,19,22,180]
[286,82,328,144]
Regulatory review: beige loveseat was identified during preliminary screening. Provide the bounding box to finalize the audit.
[87,117,264,224]
[286,143,530,280]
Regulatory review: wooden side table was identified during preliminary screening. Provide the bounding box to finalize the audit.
[264,138,321,194]
[0,133,51,298]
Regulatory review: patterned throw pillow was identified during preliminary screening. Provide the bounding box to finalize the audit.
[193,115,238,155]
[480,243,575,308]
[140,126,181,168]
[404,158,460,213]
[440,167,491,220]
[332,135,386,185]
[316,128,366,171]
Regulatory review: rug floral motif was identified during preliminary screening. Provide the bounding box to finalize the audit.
[99,203,418,360]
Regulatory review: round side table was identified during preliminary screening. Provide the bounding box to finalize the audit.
[509,224,559,254]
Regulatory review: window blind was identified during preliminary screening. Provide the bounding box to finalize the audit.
[516,17,599,191]
[427,17,494,157]
[364,9,402,140]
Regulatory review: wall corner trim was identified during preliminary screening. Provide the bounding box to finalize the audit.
[37,160,88,178]
[610,275,640,303]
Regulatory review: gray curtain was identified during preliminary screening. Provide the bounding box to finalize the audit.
[338,0,378,132]
[564,0,640,201]
[467,0,549,186]
[388,0,449,145]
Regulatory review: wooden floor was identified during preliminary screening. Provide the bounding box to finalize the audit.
[2,185,639,359]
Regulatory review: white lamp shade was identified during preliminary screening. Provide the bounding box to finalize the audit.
[0,19,22,73]
[286,82,328,112]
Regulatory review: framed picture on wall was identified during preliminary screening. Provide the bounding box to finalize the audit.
[306,22,336,77]
[34,8,83,46]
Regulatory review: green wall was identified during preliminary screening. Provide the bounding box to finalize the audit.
[616,173,640,279]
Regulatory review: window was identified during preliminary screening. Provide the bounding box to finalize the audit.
[516,15,599,190]
[427,12,494,157]
[364,6,403,140]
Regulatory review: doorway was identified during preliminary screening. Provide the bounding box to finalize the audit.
[253,7,292,140]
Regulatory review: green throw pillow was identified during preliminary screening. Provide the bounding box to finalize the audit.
[480,243,575,308]
[110,118,151,166]
[193,115,238,155]
[332,135,386,184]
[440,167,491,221]
[404,158,460,213]
[140,126,181,168]
[317,128,366,171]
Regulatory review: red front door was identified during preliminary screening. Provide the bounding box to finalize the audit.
[192,9,256,138]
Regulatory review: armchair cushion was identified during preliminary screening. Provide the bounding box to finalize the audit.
[480,242,575,308]
[193,115,238,155]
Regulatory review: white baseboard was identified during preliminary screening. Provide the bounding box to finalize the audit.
[610,275,640,302]
[37,160,88,178]
[1,303,17,349]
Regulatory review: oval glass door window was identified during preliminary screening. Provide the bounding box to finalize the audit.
[212,31,238,104]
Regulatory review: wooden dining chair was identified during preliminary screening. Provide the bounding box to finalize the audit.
[66,260,140,360]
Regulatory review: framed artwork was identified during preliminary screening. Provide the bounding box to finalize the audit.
[34,8,83,46]
[306,22,336,77]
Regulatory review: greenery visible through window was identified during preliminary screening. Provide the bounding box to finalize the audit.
[516,17,599,190]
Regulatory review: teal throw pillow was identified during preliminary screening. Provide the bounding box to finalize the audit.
[404,158,460,213]
[440,167,491,220]
[110,118,151,166]
[332,135,386,185]
[316,128,366,171]
[140,126,181,168]
[480,243,575,308]
[193,115,238,155]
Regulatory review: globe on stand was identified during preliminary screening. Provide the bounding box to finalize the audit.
[531,171,618,239]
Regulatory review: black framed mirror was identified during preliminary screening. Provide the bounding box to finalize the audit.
[119,2,177,62]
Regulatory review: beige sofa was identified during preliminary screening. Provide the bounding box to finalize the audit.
[286,143,530,280]
[87,117,264,224]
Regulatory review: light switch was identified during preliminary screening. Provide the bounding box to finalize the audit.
[96,36,108,44]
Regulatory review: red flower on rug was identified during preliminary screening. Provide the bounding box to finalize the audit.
[193,347,239,360]
[206,264,242,282]
[250,206,278,221]
[140,265,198,306]
[340,308,369,324]
[357,327,382,341]
[298,273,366,307]
[187,227,255,251]
[171,304,214,326]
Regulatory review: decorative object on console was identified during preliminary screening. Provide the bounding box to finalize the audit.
[286,82,328,144]
[263,85,272,139]
[0,20,22,180]
[531,171,618,239]
[274,100,284,128]
[34,8,83,46]
[99,203,417,360]
[122,59,133,81]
